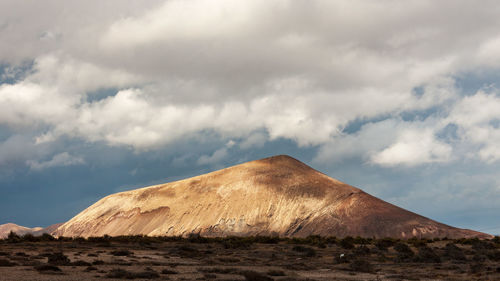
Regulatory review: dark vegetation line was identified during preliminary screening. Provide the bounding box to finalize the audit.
[1,231,499,246]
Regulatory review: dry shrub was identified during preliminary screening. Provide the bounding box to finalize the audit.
[0,258,17,267]
[161,268,178,274]
[267,269,286,276]
[486,249,500,261]
[375,238,397,251]
[198,267,238,274]
[472,240,496,251]
[469,262,485,274]
[239,270,273,281]
[173,245,201,258]
[349,258,373,273]
[71,260,92,266]
[353,245,371,256]
[218,257,240,263]
[203,273,217,279]
[34,264,61,272]
[47,252,70,265]
[292,245,316,257]
[444,243,466,261]
[110,250,133,256]
[340,237,355,249]
[414,246,441,263]
[393,242,414,263]
[106,268,160,279]
[84,266,98,272]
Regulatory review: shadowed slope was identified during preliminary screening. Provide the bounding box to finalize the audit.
[54,155,490,239]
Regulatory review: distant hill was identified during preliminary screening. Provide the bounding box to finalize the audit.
[0,223,62,239]
[53,155,491,238]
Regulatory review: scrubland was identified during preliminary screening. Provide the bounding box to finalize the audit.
[0,233,499,280]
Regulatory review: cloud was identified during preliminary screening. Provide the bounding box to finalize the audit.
[240,132,268,149]
[371,129,452,167]
[313,119,403,164]
[1,0,500,165]
[447,91,500,162]
[197,148,228,165]
[27,152,84,171]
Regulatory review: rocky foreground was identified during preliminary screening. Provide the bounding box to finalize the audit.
[0,235,499,281]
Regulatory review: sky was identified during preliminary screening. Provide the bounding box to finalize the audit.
[0,0,499,235]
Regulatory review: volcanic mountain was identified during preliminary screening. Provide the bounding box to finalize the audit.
[54,155,490,239]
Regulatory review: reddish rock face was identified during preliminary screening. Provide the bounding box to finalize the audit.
[54,155,491,239]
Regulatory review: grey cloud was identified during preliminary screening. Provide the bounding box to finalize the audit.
[27,152,84,171]
[197,148,228,166]
[1,0,500,166]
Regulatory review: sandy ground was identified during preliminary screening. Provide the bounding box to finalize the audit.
[0,238,499,280]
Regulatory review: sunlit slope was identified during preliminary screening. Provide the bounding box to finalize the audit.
[54,155,490,238]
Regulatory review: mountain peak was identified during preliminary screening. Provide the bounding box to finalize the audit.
[257,154,300,163]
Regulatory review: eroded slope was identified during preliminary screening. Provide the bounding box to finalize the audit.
[54,155,489,239]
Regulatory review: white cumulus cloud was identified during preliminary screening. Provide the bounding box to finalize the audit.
[371,129,452,167]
